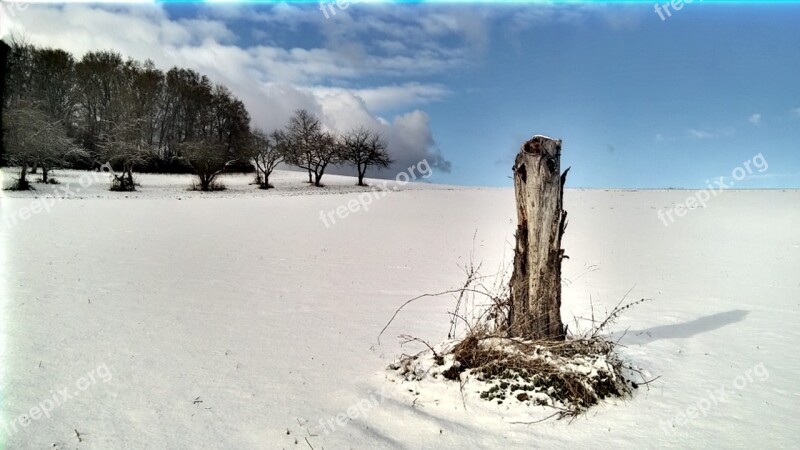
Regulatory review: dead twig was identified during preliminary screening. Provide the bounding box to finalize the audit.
[508,410,564,425]
[398,335,440,359]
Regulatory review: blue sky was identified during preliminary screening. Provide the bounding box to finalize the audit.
[5,2,799,187]
[423,4,800,188]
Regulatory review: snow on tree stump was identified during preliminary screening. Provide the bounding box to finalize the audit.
[508,135,569,341]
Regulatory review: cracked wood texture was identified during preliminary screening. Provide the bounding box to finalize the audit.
[508,135,569,341]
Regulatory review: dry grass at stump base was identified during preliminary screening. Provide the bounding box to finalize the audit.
[383,260,654,420]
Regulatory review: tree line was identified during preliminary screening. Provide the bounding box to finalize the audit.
[1,39,392,191]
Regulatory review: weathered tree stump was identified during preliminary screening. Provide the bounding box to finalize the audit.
[508,135,569,341]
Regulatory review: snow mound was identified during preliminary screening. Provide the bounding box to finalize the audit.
[389,332,637,419]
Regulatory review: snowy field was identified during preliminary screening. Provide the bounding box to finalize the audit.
[1,169,798,449]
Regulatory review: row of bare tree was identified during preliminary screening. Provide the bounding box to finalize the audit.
[178,109,392,191]
[1,39,392,191]
[251,110,392,190]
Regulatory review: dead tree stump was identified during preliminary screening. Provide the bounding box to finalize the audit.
[508,135,569,341]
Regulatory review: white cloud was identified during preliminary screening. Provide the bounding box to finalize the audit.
[503,2,641,39]
[792,107,800,118]
[597,4,645,31]
[687,128,735,140]
[688,129,714,139]
[748,114,762,126]
[308,83,451,112]
[381,110,451,175]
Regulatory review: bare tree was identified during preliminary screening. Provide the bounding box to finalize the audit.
[342,126,393,186]
[282,109,345,187]
[308,131,342,187]
[97,118,154,191]
[249,129,285,189]
[4,39,256,176]
[37,142,88,185]
[282,109,321,184]
[3,36,36,109]
[2,103,75,190]
[3,39,85,180]
[75,51,126,154]
[178,138,239,191]
[31,47,78,130]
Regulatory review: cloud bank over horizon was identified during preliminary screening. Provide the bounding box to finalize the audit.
[3,2,475,177]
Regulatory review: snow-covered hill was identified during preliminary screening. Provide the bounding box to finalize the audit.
[1,169,798,449]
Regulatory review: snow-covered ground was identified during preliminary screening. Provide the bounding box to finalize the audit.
[1,168,798,449]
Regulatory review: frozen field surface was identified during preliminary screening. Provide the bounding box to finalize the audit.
[1,169,799,449]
